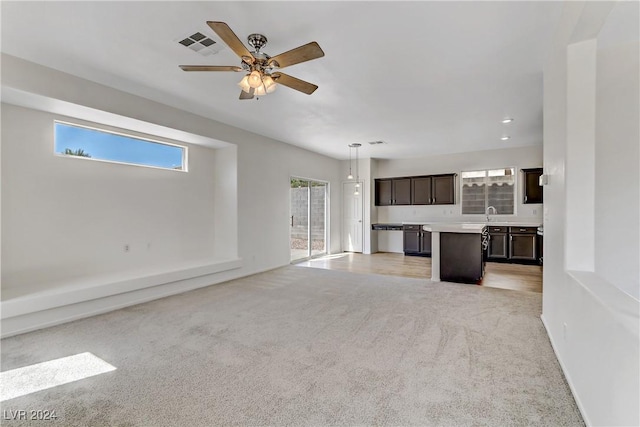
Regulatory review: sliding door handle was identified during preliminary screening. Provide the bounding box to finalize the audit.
[290,215,294,227]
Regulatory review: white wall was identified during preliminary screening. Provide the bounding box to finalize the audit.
[1,105,220,290]
[595,41,640,298]
[1,54,342,334]
[374,146,543,224]
[542,2,639,426]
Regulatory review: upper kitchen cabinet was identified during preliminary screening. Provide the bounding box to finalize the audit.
[522,168,543,204]
[432,174,455,205]
[376,174,456,206]
[411,177,432,205]
[375,178,411,206]
[411,174,456,205]
[392,178,412,205]
[375,179,393,206]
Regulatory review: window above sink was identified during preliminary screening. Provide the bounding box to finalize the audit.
[461,168,515,215]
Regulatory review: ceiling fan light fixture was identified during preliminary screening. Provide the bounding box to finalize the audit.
[263,75,277,93]
[254,84,267,96]
[248,70,263,88]
[237,75,251,92]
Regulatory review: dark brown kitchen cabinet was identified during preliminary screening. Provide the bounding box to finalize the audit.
[420,231,432,255]
[509,227,538,261]
[487,226,509,260]
[403,225,431,256]
[411,177,432,205]
[432,174,455,205]
[486,226,539,264]
[375,179,392,206]
[440,232,485,284]
[392,178,412,205]
[376,173,456,206]
[375,178,411,206]
[522,168,543,204]
[403,225,421,254]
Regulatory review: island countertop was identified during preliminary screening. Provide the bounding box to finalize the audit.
[400,220,541,228]
[422,223,486,233]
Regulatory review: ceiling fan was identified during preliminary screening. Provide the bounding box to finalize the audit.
[179,21,325,100]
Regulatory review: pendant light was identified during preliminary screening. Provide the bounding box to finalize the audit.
[349,143,362,195]
[347,145,354,180]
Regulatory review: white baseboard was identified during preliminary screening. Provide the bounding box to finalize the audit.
[1,259,243,338]
[540,314,592,426]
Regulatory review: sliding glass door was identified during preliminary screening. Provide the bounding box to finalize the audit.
[290,177,327,261]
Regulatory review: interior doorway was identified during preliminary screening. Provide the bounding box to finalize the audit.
[342,181,363,253]
[290,177,328,262]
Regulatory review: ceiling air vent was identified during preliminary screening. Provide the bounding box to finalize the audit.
[368,140,385,145]
[176,31,224,56]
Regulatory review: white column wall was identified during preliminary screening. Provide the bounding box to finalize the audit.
[542,2,639,426]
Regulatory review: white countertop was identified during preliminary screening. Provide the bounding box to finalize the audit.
[402,220,541,227]
[422,223,486,233]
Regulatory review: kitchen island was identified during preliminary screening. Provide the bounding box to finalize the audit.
[372,220,542,282]
[422,223,487,283]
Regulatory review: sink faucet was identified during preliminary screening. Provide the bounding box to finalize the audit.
[486,206,497,222]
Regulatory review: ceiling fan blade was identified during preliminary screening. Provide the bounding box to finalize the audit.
[272,72,318,95]
[179,65,243,72]
[207,21,254,63]
[268,42,324,69]
[239,87,255,100]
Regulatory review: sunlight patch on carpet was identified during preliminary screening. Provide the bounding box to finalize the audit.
[1,352,116,401]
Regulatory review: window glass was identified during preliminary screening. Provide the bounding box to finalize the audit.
[54,121,186,171]
[462,168,515,214]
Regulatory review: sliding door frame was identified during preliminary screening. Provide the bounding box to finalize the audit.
[289,176,330,262]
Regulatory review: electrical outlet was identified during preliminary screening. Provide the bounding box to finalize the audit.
[124,244,130,252]
[533,209,537,215]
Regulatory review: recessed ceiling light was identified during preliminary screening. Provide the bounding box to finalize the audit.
[501,136,511,141]
[502,118,514,124]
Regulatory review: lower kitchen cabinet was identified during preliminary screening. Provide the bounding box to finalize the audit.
[403,225,431,256]
[486,226,509,260]
[403,226,421,254]
[510,227,538,261]
[420,230,432,255]
[486,226,540,264]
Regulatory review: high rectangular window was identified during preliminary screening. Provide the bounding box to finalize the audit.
[54,121,186,171]
[461,168,516,214]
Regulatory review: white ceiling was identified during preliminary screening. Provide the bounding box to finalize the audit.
[1,1,564,160]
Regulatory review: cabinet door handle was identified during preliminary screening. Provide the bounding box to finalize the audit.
[433,197,436,203]
[510,236,513,241]
[290,215,294,227]
[525,196,528,202]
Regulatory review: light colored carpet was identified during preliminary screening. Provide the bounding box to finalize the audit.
[1,266,583,426]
